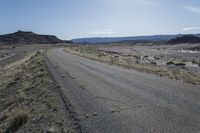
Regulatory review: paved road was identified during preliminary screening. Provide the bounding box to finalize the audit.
[47,48,200,133]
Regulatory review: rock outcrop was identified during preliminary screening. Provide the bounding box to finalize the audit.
[0,31,64,44]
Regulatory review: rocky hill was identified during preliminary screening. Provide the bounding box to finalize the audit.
[0,31,64,44]
[168,35,200,44]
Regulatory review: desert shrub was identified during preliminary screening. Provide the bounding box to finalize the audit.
[133,55,141,60]
[150,61,157,65]
[174,62,186,66]
[126,58,132,65]
[154,56,160,60]
[110,56,118,65]
[97,52,104,58]
[166,61,174,65]
[192,59,200,66]
[0,54,5,58]
[15,91,25,103]
[192,60,197,64]
[6,110,29,132]
[135,60,140,64]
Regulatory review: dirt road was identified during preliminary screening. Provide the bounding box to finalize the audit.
[47,48,200,133]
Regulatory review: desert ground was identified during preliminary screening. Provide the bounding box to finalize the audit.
[0,44,79,133]
[65,43,200,84]
[0,43,200,133]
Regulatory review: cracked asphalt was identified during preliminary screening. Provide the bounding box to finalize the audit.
[47,48,200,133]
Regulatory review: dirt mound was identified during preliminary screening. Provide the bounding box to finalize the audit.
[168,35,200,44]
[0,31,64,44]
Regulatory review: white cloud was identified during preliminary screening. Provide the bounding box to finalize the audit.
[185,6,200,14]
[90,29,115,35]
[182,27,200,31]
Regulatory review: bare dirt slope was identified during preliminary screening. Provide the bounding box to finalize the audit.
[47,48,200,133]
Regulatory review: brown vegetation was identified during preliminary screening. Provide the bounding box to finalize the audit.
[64,46,200,85]
[0,50,76,133]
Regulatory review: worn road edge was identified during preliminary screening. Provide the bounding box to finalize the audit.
[45,55,82,133]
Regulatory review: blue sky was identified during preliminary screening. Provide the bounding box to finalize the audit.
[0,0,200,39]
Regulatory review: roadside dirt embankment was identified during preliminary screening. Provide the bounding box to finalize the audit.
[0,51,77,133]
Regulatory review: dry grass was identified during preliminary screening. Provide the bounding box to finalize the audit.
[166,60,186,66]
[0,50,77,132]
[64,46,200,85]
[192,59,200,66]
[15,90,26,103]
[6,109,29,133]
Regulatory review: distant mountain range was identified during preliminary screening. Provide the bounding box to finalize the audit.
[0,31,200,45]
[72,34,200,44]
[0,31,64,44]
[167,35,200,44]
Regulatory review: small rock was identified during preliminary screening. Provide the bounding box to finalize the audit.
[110,110,116,114]
[62,74,66,78]
[46,126,59,133]
[92,112,98,116]
[56,85,61,88]
[80,86,85,90]
[85,114,90,118]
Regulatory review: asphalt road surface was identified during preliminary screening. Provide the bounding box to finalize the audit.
[47,48,200,133]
